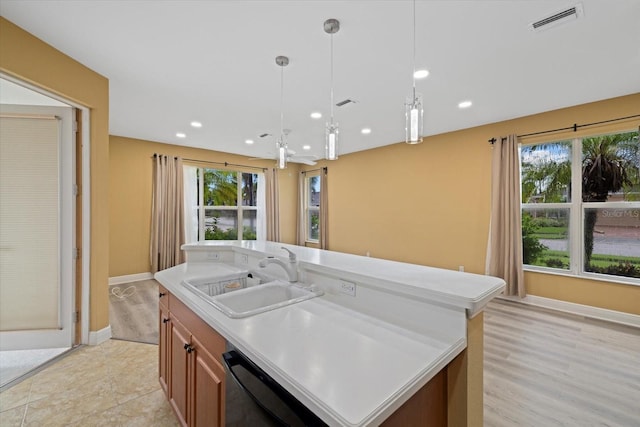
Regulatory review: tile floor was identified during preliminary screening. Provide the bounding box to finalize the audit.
[0,348,70,389]
[0,339,179,427]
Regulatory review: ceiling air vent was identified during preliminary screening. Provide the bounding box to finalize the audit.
[336,99,356,107]
[531,4,583,31]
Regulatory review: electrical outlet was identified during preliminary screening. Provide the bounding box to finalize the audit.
[240,254,249,264]
[459,265,464,272]
[207,252,220,261]
[339,280,356,296]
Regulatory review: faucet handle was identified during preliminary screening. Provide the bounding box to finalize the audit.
[281,247,297,261]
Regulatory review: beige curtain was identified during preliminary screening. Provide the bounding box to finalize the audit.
[265,168,280,242]
[486,135,525,297]
[319,167,329,249]
[296,171,306,246]
[150,154,185,273]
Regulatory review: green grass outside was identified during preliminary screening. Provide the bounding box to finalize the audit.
[531,249,640,269]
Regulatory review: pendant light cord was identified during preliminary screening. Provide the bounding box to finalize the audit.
[330,32,335,125]
[279,63,284,139]
[412,0,417,100]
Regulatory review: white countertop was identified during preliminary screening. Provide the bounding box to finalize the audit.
[184,240,505,317]
[155,242,505,426]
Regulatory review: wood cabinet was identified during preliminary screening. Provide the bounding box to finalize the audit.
[158,288,447,427]
[380,369,447,427]
[191,333,225,427]
[159,290,226,427]
[158,285,170,395]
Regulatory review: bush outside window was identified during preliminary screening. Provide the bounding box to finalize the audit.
[195,168,260,241]
[520,130,640,281]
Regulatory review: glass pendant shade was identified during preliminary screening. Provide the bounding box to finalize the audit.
[277,138,287,169]
[274,55,289,170]
[325,122,339,160]
[324,18,340,161]
[405,92,424,144]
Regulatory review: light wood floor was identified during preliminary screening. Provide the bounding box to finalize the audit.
[108,279,159,344]
[5,288,636,426]
[484,299,640,427]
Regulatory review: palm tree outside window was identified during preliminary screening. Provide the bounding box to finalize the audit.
[193,168,262,241]
[520,129,639,280]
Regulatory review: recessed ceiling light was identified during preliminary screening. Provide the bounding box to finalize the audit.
[414,69,429,79]
[302,145,311,150]
[310,112,322,119]
[176,132,186,138]
[361,128,372,135]
[458,100,473,109]
[190,121,202,128]
[245,139,254,145]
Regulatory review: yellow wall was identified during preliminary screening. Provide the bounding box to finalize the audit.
[0,18,111,332]
[304,93,640,315]
[109,136,298,277]
[5,16,635,337]
[110,95,639,314]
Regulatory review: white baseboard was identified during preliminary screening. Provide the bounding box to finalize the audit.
[499,294,640,328]
[109,272,153,286]
[88,325,111,345]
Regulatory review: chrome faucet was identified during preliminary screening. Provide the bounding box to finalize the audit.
[258,247,298,282]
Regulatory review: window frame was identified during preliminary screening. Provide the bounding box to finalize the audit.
[520,133,640,285]
[195,168,261,242]
[304,171,321,244]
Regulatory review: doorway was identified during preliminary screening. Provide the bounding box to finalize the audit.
[0,78,81,387]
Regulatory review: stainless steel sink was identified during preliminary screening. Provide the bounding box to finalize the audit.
[183,278,323,318]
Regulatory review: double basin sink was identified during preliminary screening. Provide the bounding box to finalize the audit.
[181,266,323,318]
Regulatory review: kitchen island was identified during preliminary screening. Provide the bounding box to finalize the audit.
[155,241,505,426]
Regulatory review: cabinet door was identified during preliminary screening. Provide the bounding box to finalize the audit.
[191,334,225,427]
[169,316,190,427]
[159,304,170,395]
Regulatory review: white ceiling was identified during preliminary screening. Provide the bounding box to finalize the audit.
[1,1,639,161]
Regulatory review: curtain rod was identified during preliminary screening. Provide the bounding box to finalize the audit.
[301,167,328,174]
[183,158,267,172]
[488,113,640,144]
[153,154,268,171]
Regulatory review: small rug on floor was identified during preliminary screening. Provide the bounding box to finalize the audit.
[108,279,159,344]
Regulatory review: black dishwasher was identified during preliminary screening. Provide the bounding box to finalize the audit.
[223,348,327,427]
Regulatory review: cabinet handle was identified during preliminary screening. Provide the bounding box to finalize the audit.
[184,343,194,353]
[159,292,166,298]
[162,318,170,324]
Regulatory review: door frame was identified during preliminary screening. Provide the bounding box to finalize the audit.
[0,74,91,346]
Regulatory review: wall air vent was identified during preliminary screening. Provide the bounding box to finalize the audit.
[336,99,356,107]
[531,3,583,31]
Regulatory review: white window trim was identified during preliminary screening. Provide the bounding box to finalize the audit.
[521,135,640,285]
[304,171,321,244]
[194,168,264,242]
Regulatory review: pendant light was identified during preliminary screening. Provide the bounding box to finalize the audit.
[275,55,289,169]
[324,18,340,160]
[405,0,424,144]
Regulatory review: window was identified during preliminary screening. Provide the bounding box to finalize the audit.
[304,172,321,242]
[520,130,640,281]
[189,168,264,241]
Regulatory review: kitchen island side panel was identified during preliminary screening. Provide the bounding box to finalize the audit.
[448,312,484,427]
